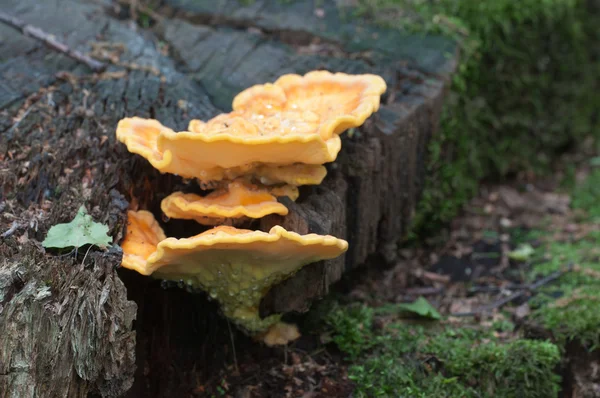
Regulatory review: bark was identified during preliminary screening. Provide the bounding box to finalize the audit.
[0,0,456,396]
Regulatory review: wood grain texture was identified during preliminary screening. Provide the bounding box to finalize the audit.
[0,0,456,395]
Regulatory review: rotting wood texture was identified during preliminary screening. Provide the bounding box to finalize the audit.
[0,0,457,396]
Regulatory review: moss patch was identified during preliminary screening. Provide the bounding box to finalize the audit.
[325,303,561,397]
[527,231,600,349]
[355,0,600,233]
[512,169,600,350]
[571,168,600,220]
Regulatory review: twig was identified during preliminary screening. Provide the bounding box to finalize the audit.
[467,284,529,294]
[403,286,445,296]
[0,11,107,72]
[1,221,20,239]
[81,244,94,268]
[7,106,35,136]
[451,263,574,317]
[117,0,165,23]
[226,320,239,374]
[411,269,451,284]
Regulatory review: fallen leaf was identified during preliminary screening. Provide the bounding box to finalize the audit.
[42,205,112,249]
[397,297,442,320]
[508,243,535,261]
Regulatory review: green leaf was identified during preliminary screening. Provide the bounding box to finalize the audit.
[397,297,442,320]
[42,205,112,249]
[508,243,535,261]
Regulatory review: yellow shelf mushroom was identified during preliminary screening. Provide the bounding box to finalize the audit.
[232,70,387,140]
[161,180,295,226]
[116,117,341,181]
[253,163,328,186]
[115,71,386,344]
[120,209,167,273]
[173,163,326,187]
[115,118,165,169]
[188,163,327,186]
[115,71,386,183]
[120,210,348,335]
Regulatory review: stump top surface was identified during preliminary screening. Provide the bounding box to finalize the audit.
[165,0,457,77]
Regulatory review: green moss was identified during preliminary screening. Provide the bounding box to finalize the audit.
[527,229,600,349]
[533,286,600,350]
[510,167,600,349]
[356,0,600,233]
[348,356,472,398]
[326,304,380,360]
[326,304,561,397]
[571,168,600,219]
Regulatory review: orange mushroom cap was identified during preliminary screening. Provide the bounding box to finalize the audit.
[120,210,167,275]
[116,72,385,181]
[115,118,167,170]
[119,211,348,333]
[259,322,301,347]
[116,117,341,180]
[159,121,341,168]
[232,70,387,140]
[160,180,291,225]
[190,163,327,186]
[253,164,327,186]
[267,184,300,201]
[136,223,347,284]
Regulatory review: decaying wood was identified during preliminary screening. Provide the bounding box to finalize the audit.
[0,0,456,396]
[154,10,455,315]
[0,11,107,72]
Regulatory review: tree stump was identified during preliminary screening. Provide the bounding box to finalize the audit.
[0,0,457,396]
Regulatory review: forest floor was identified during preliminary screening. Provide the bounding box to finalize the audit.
[197,151,600,398]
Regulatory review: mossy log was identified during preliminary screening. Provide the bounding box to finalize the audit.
[0,0,456,396]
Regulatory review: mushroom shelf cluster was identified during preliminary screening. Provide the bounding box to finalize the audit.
[116,71,386,345]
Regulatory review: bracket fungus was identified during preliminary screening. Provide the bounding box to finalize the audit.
[116,70,386,345]
[115,117,165,169]
[120,210,167,275]
[161,180,293,226]
[259,322,301,347]
[252,163,327,186]
[117,116,341,181]
[192,163,327,187]
[120,210,348,334]
[116,71,385,184]
[232,71,387,140]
